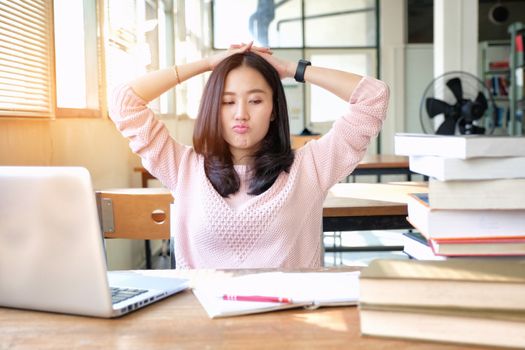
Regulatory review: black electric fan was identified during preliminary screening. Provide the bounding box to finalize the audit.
[420,71,497,135]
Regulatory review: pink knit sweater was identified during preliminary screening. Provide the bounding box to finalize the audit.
[110,77,389,269]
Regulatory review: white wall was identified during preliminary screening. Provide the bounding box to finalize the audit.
[434,0,478,77]
[379,0,406,154]
[404,44,434,134]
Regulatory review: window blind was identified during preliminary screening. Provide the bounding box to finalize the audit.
[0,0,55,117]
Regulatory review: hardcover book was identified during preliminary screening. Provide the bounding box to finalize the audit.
[429,236,525,256]
[359,304,525,349]
[394,133,525,159]
[427,178,525,209]
[407,193,525,239]
[408,155,525,181]
[359,259,525,310]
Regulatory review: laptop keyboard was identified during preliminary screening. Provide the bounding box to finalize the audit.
[111,287,148,304]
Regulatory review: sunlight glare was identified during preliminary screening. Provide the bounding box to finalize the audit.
[293,310,349,332]
[54,0,87,108]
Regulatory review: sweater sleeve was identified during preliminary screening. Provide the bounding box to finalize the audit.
[301,76,390,192]
[109,84,189,191]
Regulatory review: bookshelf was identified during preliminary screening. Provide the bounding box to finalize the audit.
[508,22,524,136]
[479,40,511,133]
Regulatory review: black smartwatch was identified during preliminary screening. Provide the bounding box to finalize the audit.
[294,59,311,83]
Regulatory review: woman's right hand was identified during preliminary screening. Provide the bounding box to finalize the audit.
[206,42,293,79]
[207,42,274,71]
[206,42,256,70]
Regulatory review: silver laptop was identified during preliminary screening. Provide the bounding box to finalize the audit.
[0,166,188,318]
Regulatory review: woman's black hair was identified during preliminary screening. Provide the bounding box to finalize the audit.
[193,52,294,197]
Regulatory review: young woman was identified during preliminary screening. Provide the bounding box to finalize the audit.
[110,43,389,269]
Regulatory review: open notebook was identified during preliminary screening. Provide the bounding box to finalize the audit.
[0,166,188,318]
[193,271,360,318]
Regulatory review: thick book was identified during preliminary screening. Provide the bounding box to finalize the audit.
[409,155,525,181]
[394,133,525,159]
[193,271,360,318]
[429,236,525,256]
[359,304,525,349]
[427,178,525,209]
[407,193,525,239]
[359,259,525,310]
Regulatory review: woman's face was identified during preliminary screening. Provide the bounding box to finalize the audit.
[220,65,274,165]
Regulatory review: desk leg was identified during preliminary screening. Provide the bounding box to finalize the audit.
[320,226,325,267]
[145,240,152,269]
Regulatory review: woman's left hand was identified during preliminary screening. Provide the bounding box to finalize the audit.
[207,42,271,71]
[249,48,296,80]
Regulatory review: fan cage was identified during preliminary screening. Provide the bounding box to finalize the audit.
[419,71,498,135]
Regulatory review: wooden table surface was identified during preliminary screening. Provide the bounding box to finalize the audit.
[0,268,485,350]
[356,154,409,169]
[323,181,427,217]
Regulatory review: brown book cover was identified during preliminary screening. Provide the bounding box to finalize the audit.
[359,259,525,310]
[360,303,525,349]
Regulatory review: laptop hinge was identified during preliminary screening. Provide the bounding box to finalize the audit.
[99,198,115,233]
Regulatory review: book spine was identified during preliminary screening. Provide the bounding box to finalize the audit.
[428,178,525,210]
[409,156,525,181]
[516,33,524,67]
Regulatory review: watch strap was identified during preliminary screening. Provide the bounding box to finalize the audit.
[294,59,311,83]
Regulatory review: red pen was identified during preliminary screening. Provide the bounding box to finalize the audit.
[222,295,292,303]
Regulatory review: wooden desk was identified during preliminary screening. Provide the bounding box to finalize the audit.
[0,269,484,350]
[350,154,411,181]
[323,182,427,232]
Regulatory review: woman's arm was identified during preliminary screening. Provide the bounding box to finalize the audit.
[253,51,363,102]
[129,59,209,102]
[254,50,390,190]
[129,42,265,102]
[302,66,363,102]
[110,43,266,190]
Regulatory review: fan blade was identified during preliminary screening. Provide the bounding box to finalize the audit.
[426,97,451,118]
[446,77,463,102]
[436,117,457,135]
[465,92,489,121]
[475,91,488,111]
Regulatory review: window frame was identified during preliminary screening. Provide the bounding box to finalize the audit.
[305,47,378,134]
[209,0,380,133]
[0,0,175,120]
[54,0,107,119]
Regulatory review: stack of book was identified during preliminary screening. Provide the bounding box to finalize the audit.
[395,133,525,257]
[361,133,525,347]
[359,259,525,348]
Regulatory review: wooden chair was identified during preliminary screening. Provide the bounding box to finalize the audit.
[95,188,174,269]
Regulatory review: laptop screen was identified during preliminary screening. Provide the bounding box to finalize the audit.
[0,166,114,316]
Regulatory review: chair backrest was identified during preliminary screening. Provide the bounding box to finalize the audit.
[95,188,173,240]
[96,188,175,268]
